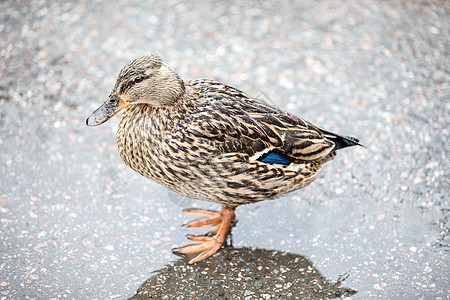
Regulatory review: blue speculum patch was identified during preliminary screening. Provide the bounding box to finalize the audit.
[258,151,290,165]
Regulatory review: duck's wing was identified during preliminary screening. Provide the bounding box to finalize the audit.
[187,79,358,164]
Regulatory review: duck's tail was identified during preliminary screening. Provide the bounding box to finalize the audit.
[320,129,363,151]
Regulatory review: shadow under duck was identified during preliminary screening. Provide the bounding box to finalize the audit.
[86,54,361,264]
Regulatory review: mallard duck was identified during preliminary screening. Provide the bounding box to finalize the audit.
[86,54,360,264]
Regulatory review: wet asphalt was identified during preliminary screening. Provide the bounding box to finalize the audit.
[0,1,448,299]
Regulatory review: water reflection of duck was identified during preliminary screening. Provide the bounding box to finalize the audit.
[87,54,360,264]
[130,247,357,299]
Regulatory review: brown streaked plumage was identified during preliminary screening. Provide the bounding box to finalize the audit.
[86,54,361,263]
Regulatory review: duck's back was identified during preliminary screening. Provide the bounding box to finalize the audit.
[178,79,355,206]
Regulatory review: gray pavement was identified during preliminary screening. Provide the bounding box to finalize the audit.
[0,0,448,299]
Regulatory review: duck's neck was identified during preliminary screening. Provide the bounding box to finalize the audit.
[118,85,196,134]
[116,86,197,178]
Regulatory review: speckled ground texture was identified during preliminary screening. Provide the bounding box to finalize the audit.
[1,0,448,299]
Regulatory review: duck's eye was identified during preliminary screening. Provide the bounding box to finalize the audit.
[134,76,144,83]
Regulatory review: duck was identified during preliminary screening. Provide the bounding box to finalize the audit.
[86,53,361,264]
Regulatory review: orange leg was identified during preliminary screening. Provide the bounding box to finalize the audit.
[173,206,235,264]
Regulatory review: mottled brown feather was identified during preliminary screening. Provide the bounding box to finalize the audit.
[116,76,358,208]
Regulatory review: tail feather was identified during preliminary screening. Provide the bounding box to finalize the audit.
[319,129,362,151]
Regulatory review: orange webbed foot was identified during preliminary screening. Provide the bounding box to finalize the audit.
[173,206,235,264]
[183,208,223,231]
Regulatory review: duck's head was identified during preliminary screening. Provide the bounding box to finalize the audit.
[86,53,185,126]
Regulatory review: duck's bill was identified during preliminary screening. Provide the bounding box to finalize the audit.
[86,94,129,126]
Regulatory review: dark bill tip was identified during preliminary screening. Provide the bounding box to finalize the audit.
[86,115,103,127]
[86,94,128,127]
